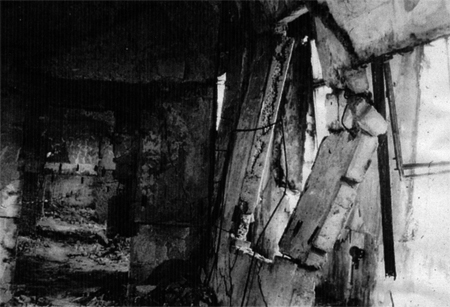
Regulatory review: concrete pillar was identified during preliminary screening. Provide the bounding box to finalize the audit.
[1,92,24,303]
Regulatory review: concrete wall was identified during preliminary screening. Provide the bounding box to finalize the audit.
[130,84,213,284]
[0,71,24,303]
[371,42,450,307]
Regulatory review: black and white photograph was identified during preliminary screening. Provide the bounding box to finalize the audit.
[1,1,450,306]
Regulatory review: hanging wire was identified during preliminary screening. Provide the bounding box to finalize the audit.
[240,117,290,307]
[234,121,279,132]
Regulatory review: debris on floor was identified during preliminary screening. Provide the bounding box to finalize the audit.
[7,201,130,307]
[6,201,218,307]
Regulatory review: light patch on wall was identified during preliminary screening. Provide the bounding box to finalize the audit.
[311,39,332,147]
[374,37,450,307]
[313,86,332,146]
[416,37,450,164]
[216,73,226,130]
[311,40,323,80]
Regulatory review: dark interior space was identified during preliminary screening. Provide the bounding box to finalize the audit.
[2,1,450,306]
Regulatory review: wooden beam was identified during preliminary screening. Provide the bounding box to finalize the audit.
[234,36,295,241]
[222,36,274,233]
[383,60,404,178]
[372,59,397,279]
[279,131,360,262]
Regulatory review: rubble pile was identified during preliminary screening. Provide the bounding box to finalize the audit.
[7,200,217,307]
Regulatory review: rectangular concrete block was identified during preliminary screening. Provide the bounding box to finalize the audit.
[304,249,327,269]
[345,133,378,183]
[279,132,359,261]
[357,104,387,136]
[313,182,357,252]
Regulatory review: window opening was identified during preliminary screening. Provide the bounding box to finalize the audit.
[216,73,226,130]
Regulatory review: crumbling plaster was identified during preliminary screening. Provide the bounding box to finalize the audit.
[309,0,450,87]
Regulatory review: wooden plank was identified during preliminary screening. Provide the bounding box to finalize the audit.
[383,60,404,178]
[279,131,359,261]
[313,181,357,253]
[234,37,295,241]
[222,38,274,231]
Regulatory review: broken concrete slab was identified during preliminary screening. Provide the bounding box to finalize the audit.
[313,182,357,253]
[281,124,381,262]
[345,134,378,183]
[343,68,370,94]
[279,131,360,261]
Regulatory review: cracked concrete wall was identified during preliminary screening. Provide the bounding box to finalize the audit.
[129,84,213,284]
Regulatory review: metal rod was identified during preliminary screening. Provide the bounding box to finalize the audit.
[372,59,397,279]
[403,161,450,169]
[405,169,450,178]
[383,60,404,179]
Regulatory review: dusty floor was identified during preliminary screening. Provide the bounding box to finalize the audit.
[8,201,130,306]
[6,201,217,307]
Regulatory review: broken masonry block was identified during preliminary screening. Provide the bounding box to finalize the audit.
[313,182,357,253]
[304,248,327,269]
[279,131,359,262]
[232,237,252,252]
[355,103,387,136]
[357,105,387,136]
[235,213,254,241]
[345,134,378,183]
[343,68,369,94]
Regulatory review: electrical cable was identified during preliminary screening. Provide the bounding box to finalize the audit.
[340,102,354,135]
[240,116,290,307]
[234,121,279,132]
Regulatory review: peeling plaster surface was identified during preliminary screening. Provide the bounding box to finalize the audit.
[322,0,450,60]
[314,0,450,86]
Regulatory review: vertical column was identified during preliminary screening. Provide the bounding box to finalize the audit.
[0,91,24,303]
[372,59,396,279]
